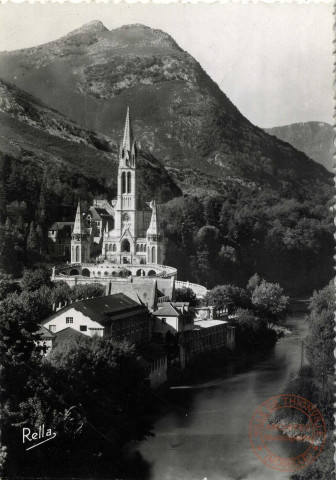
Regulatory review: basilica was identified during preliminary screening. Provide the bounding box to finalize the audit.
[54,108,175,281]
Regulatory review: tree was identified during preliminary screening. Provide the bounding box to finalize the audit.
[232,307,279,353]
[50,281,73,308]
[0,290,45,478]
[305,284,334,374]
[0,273,21,301]
[21,267,52,292]
[35,224,46,254]
[0,226,23,276]
[205,284,249,313]
[308,283,334,317]
[203,195,223,227]
[175,287,198,306]
[219,245,237,264]
[196,225,220,259]
[26,221,38,253]
[46,337,155,464]
[72,283,105,300]
[0,290,46,367]
[251,280,289,322]
[246,273,261,292]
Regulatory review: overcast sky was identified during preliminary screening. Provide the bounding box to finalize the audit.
[0,2,333,128]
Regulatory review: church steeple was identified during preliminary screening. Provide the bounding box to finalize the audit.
[119,107,136,168]
[73,200,86,235]
[71,200,90,264]
[122,106,134,153]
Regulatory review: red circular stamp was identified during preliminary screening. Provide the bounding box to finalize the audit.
[249,394,326,471]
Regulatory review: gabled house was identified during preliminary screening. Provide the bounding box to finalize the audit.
[153,302,194,335]
[42,293,151,346]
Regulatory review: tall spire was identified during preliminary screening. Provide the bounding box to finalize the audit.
[122,106,134,154]
[73,200,86,235]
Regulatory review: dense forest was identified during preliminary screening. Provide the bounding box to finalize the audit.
[161,183,334,295]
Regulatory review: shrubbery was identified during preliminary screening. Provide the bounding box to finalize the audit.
[205,275,288,352]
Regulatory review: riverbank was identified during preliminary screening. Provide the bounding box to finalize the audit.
[134,312,308,480]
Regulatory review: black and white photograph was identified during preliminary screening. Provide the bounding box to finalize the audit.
[0,2,334,480]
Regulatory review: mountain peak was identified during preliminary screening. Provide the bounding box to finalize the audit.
[66,20,108,37]
[111,23,182,51]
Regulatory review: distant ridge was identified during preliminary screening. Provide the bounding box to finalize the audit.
[265,121,334,172]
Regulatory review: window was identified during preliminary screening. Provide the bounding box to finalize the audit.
[49,325,56,333]
[161,318,166,325]
[80,325,87,332]
[66,317,73,324]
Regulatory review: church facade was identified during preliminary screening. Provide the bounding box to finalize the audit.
[102,107,165,266]
[68,108,165,272]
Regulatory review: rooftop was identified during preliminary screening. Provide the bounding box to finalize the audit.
[153,303,181,317]
[43,293,149,326]
[88,206,114,221]
[109,281,157,310]
[38,325,56,339]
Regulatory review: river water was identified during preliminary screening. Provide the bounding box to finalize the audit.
[136,313,308,480]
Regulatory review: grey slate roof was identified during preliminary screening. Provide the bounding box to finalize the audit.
[109,282,157,311]
[42,293,149,326]
[88,207,114,221]
[38,325,56,339]
[153,303,181,317]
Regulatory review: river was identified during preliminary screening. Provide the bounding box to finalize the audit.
[135,312,308,480]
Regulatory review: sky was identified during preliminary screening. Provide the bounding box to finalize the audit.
[0,2,333,128]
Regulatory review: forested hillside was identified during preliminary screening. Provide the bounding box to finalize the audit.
[160,186,334,294]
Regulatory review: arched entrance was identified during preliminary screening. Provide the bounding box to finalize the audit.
[82,268,90,277]
[148,269,156,277]
[136,269,145,277]
[70,268,79,276]
[121,239,130,252]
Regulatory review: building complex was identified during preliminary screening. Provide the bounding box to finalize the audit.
[43,108,235,387]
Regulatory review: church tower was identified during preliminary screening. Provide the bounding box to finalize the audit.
[114,107,138,252]
[146,200,165,264]
[71,200,90,264]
